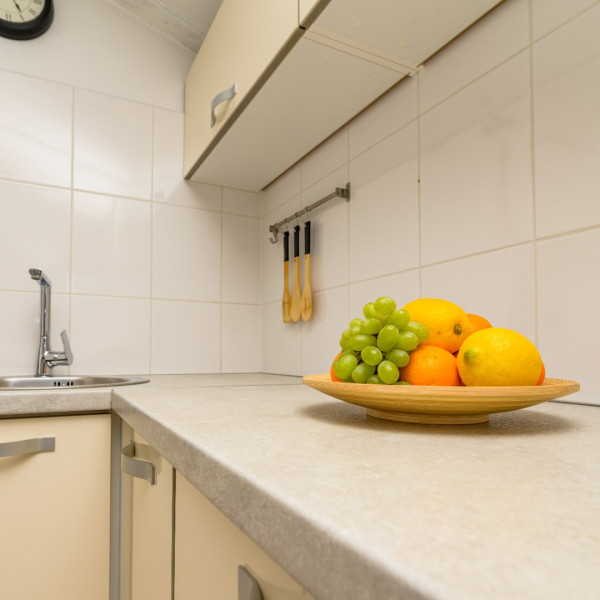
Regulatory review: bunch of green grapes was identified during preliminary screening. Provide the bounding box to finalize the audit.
[333,296,428,384]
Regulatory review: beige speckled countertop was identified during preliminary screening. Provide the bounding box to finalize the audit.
[2,374,600,600]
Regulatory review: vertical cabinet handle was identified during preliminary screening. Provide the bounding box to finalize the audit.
[0,437,55,458]
[238,566,264,600]
[121,441,157,485]
[210,82,238,127]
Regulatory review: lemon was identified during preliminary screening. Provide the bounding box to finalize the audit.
[403,298,471,353]
[457,327,543,386]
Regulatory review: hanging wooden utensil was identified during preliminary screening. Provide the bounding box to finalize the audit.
[282,230,291,322]
[301,220,312,321]
[290,224,302,322]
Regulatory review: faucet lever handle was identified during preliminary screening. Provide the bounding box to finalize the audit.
[60,330,74,365]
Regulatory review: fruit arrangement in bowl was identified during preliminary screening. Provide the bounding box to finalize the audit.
[303,296,579,424]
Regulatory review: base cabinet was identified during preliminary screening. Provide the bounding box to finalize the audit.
[174,472,315,600]
[0,414,111,600]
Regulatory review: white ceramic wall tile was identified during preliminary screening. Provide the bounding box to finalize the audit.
[300,128,349,191]
[420,52,533,265]
[221,304,261,373]
[151,300,220,374]
[262,302,302,376]
[70,296,150,375]
[348,270,421,321]
[222,214,260,304]
[421,245,536,341]
[419,0,529,113]
[264,195,302,304]
[71,192,151,297]
[299,167,349,292]
[537,229,600,403]
[349,122,419,281]
[265,164,300,215]
[301,286,349,375]
[533,5,600,237]
[0,181,71,293]
[531,0,599,40]
[223,188,262,218]
[348,76,417,160]
[73,90,152,199]
[153,109,185,203]
[0,291,68,376]
[0,70,72,187]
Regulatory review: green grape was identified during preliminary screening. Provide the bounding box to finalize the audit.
[374,296,396,316]
[351,362,376,383]
[339,328,351,347]
[349,324,361,337]
[363,302,388,323]
[386,309,410,331]
[385,348,410,368]
[333,354,358,380]
[360,317,383,335]
[377,360,400,384]
[340,346,357,357]
[361,345,383,366]
[405,321,429,342]
[394,380,411,385]
[349,318,363,329]
[366,374,384,384]
[349,334,376,352]
[394,331,419,352]
[377,324,400,352]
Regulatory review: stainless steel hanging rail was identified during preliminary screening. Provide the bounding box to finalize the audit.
[268,182,351,243]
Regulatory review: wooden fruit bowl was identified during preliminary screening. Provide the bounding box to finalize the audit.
[302,373,580,425]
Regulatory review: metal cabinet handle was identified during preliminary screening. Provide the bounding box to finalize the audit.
[210,82,238,127]
[121,441,157,485]
[0,437,55,458]
[238,566,264,600]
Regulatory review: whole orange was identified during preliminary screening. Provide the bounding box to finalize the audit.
[467,313,492,334]
[330,352,342,382]
[398,346,462,386]
[536,363,545,386]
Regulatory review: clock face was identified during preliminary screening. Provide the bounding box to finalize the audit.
[0,0,46,24]
[0,0,53,39]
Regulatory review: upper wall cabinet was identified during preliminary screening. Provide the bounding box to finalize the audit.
[184,0,503,191]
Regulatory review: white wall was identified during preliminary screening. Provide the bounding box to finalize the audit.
[261,0,600,405]
[0,0,262,376]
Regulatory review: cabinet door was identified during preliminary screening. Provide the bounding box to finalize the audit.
[298,0,325,25]
[184,0,298,175]
[129,432,173,600]
[174,472,315,600]
[0,414,111,600]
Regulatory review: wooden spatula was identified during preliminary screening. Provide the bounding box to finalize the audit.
[282,230,291,322]
[301,220,312,321]
[290,225,302,322]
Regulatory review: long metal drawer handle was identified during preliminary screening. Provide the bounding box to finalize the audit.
[121,441,156,485]
[0,437,55,458]
[210,82,238,127]
[238,566,264,600]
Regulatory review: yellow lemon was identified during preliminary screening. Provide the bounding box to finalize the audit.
[403,298,471,353]
[457,327,543,386]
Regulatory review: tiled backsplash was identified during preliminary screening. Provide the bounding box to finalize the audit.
[261,0,600,405]
[0,75,261,376]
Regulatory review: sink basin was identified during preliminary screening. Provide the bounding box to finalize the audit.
[0,375,149,390]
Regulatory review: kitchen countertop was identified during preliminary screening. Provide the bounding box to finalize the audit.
[3,374,600,599]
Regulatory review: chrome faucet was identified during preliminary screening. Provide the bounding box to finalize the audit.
[29,268,73,376]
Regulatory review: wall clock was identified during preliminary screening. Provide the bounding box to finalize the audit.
[0,0,54,40]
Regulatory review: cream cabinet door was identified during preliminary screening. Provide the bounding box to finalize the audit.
[0,414,111,600]
[184,0,298,176]
[174,472,315,600]
[298,0,325,25]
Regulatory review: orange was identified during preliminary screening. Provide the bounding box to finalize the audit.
[536,363,545,386]
[398,346,462,386]
[467,313,492,335]
[330,352,342,382]
[404,298,471,353]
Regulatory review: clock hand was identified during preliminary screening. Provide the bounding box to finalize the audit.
[12,0,23,12]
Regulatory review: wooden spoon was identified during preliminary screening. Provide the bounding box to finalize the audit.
[301,220,312,321]
[281,230,291,322]
[290,225,302,322]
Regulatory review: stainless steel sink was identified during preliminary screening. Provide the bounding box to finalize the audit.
[0,375,149,390]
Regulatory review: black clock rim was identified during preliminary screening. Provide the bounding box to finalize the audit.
[0,0,54,41]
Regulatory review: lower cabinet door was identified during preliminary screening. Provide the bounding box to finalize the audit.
[174,472,315,600]
[0,414,111,600]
